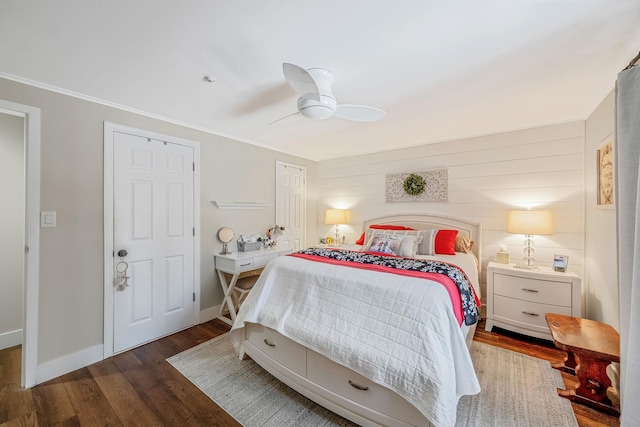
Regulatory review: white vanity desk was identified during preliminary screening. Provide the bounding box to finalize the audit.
[215,245,292,325]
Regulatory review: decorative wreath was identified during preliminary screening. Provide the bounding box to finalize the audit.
[403,173,426,196]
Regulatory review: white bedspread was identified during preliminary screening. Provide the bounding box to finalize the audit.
[230,255,481,427]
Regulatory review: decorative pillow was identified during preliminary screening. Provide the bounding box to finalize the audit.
[364,231,426,257]
[455,235,473,253]
[355,224,414,245]
[435,229,458,255]
[360,228,461,256]
[362,228,433,255]
[364,234,405,255]
[397,235,424,257]
[415,229,438,255]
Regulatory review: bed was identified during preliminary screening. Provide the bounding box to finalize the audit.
[229,213,483,427]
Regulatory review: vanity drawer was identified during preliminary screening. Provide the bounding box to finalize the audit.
[245,323,306,376]
[252,253,279,269]
[216,256,254,272]
[306,350,423,426]
[494,273,572,306]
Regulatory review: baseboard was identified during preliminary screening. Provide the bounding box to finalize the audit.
[0,329,22,350]
[33,306,222,385]
[36,344,103,385]
[200,304,222,323]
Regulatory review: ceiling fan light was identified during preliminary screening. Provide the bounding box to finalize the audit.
[297,95,336,119]
[300,105,334,119]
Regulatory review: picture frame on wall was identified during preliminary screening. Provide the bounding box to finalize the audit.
[553,254,569,272]
[597,136,614,208]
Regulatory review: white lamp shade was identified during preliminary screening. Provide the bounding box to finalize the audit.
[507,210,553,235]
[324,209,347,225]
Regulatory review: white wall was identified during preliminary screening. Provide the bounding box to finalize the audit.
[584,89,618,329]
[0,112,24,349]
[318,121,585,299]
[0,77,318,367]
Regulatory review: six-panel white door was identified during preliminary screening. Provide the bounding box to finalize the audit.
[276,162,306,250]
[113,132,195,353]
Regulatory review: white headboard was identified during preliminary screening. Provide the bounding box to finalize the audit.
[362,213,482,264]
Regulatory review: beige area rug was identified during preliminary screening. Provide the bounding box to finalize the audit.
[167,334,578,427]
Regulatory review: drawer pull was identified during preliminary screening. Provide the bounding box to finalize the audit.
[348,380,369,391]
[263,339,276,347]
[521,288,539,293]
[240,262,252,267]
[522,311,540,317]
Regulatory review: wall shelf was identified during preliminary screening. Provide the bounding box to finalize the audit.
[212,201,272,210]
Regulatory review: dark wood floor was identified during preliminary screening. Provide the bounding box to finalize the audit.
[0,318,620,427]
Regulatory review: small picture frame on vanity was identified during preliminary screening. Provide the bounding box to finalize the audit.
[553,254,568,272]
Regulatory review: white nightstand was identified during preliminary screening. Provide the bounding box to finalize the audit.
[215,245,292,325]
[485,261,581,340]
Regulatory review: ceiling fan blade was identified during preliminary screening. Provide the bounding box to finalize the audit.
[334,104,386,122]
[283,63,319,96]
[269,111,302,126]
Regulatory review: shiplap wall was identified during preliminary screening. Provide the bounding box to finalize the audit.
[318,121,585,298]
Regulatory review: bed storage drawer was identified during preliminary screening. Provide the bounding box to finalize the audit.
[245,323,306,376]
[306,349,424,426]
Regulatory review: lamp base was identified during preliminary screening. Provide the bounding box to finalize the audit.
[517,235,537,269]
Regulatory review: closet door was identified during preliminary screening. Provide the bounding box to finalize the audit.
[276,161,306,250]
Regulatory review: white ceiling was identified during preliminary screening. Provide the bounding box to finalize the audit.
[1,1,639,161]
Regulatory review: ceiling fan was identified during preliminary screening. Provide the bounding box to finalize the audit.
[270,63,387,125]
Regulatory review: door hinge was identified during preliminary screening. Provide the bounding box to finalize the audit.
[193,292,196,302]
[193,162,195,172]
[193,227,195,236]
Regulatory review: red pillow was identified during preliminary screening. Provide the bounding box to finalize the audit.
[355,224,415,245]
[435,230,458,255]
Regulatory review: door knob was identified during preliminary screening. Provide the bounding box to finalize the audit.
[117,249,128,257]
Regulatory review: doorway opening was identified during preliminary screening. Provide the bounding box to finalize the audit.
[0,100,41,388]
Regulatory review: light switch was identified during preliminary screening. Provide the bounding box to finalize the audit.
[41,211,56,228]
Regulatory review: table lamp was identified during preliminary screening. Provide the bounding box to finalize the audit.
[507,209,553,269]
[324,209,347,244]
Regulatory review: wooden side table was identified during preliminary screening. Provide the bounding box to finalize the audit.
[545,313,620,416]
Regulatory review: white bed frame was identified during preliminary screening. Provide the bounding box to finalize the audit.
[362,213,482,263]
[239,213,482,427]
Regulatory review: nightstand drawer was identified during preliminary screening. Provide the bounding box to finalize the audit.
[494,273,572,306]
[494,295,572,330]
